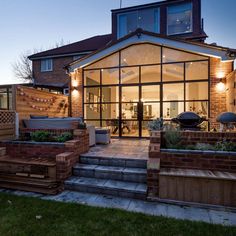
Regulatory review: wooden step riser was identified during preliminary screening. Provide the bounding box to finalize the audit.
[0,162,56,180]
[0,182,63,195]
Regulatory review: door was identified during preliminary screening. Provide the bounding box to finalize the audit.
[121,85,160,137]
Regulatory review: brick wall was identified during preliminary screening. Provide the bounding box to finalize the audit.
[70,69,83,117]
[32,56,73,88]
[209,58,233,130]
[148,131,236,199]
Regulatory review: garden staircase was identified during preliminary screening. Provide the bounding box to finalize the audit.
[65,154,147,200]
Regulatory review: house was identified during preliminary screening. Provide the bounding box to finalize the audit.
[29,0,207,94]
[28,34,113,94]
[29,0,236,138]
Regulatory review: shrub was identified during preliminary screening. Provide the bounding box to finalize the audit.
[147,118,163,131]
[195,143,214,151]
[55,132,73,143]
[31,131,51,142]
[163,124,182,149]
[214,139,236,152]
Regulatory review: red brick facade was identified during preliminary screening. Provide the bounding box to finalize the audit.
[209,58,233,129]
[70,69,83,117]
[32,56,73,88]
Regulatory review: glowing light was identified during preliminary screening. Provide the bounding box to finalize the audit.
[71,80,78,88]
[216,81,226,92]
[217,71,225,79]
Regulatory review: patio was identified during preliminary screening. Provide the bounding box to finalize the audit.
[86,138,149,160]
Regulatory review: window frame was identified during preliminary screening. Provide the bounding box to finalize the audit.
[117,7,160,39]
[41,58,53,72]
[82,43,210,132]
[167,2,193,36]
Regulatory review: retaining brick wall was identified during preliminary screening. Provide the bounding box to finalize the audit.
[148,131,236,199]
[0,129,89,183]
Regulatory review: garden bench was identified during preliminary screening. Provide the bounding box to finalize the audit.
[159,168,236,207]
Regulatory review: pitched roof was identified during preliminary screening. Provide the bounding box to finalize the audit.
[28,34,113,60]
[68,29,236,71]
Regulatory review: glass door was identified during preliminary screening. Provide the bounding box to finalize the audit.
[121,86,139,137]
[141,85,160,137]
[121,85,160,138]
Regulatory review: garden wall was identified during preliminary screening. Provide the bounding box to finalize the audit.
[148,131,236,206]
[0,129,89,194]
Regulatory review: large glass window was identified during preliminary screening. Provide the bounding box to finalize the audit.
[121,67,139,84]
[185,82,208,100]
[163,83,184,101]
[186,61,208,81]
[102,86,119,103]
[83,44,210,136]
[141,65,161,83]
[163,63,184,82]
[167,3,192,35]
[84,70,100,86]
[121,44,161,66]
[118,8,160,39]
[102,68,119,85]
[86,53,119,69]
[163,48,207,63]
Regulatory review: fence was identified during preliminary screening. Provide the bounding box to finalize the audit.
[0,110,16,140]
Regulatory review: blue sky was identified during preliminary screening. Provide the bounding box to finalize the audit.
[0,0,235,85]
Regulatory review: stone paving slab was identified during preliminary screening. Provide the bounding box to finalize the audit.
[1,188,236,226]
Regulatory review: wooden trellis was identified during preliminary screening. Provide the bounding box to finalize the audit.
[0,110,16,140]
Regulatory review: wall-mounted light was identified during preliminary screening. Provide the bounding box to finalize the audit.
[73,86,79,90]
[216,79,226,92]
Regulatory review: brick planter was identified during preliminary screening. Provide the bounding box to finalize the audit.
[0,129,89,194]
[148,131,236,206]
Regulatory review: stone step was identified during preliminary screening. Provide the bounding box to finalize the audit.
[65,176,147,200]
[73,163,147,183]
[80,155,147,169]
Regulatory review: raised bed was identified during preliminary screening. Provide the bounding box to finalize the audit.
[0,129,89,194]
[148,131,236,207]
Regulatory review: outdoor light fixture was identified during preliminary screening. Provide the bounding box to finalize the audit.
[73,86,79,90]
[216,79,226,92]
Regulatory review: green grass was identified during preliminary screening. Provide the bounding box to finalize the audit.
[0,193,235,236]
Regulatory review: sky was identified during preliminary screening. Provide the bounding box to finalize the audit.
[0,0,236,85]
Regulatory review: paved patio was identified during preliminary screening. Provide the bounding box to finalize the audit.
[87,139,149,160]
[0,188,236,226]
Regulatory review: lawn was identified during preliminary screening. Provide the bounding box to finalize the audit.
[0,193,235,236]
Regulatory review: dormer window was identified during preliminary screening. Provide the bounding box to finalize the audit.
[117,8,160,39]
[167,2,193,35]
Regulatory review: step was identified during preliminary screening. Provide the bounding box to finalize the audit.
[80,155,147,169]
[65,176,147,200]
[73,164,147,183]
